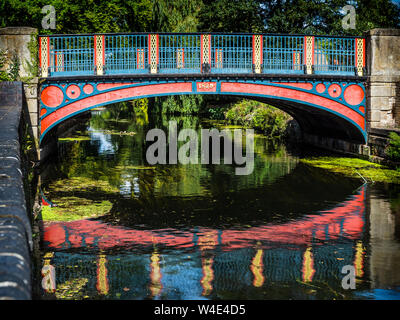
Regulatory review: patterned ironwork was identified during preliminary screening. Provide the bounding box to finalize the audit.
[40,37,49,77]
[252,35,263,73]
[292,52,301,71]
[137,49,145,69]
[40,33,364,77]
[149,34,159,74]
[176,48,184,69]
[55,52,64,72]
[304,36,314,75]
[95,35,104,75]
[201,34,211,72]
[314,37,354,75]
[356,38,365,76]
[215,49,223,69]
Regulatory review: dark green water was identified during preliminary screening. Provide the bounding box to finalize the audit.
[37,105,400,300]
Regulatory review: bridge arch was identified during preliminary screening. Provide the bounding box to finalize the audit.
[39,78,366,144]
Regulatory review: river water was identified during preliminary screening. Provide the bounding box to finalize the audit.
[36,104,400,300]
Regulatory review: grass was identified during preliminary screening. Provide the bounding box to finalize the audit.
[300,156,400,184]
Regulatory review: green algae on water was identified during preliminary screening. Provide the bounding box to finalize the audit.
[47,177,119,194]
[41,197,113,221]
[300,157,400,184]
[58,136,91,142]
[54,278,89,300]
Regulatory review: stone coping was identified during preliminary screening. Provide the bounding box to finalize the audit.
[0,82,32,300]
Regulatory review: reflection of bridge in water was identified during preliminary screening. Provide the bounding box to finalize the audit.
[42,186,366,298]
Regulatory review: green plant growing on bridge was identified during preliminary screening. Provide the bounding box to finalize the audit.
[22,31,39,82]
[386,132,400,162]
[0,49,20,81]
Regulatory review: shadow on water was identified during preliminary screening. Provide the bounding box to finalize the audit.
[35,103,400,300]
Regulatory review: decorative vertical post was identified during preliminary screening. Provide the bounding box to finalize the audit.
[252,35,263,73]
[304,36,314,75]
[177,48,184,69]
[355,38,366,76]
[293,52,301,71]
[39,36,50,77]
[201,34,211,73]
[148,34,159,74]
[94,35,105,75]
[55,52,64,73]
[215,49,223,69]
[136,48,145,69]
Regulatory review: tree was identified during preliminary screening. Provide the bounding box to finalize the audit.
[151,0,203,32]
[258,0,400,35]
[198,0,263,33]
[0,0,153,33]
[353,0,400,35]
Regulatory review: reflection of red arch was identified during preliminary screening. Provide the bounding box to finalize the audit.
[43,188,365,251]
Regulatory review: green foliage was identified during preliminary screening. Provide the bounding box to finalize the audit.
[8,51,20,80]
[225,100,290,138]
[0,0,399,35]
[152,0,202,32]
[198,0,263,33]
[386,132,400,162]
[23,31,39,81]
[353,0,400,35]
[207,106,229,120]
[0,49,20,81]
[259,0,400,35]
[154,95,205,115]
[0,0,153,33]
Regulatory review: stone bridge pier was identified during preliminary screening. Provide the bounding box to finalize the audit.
[366,29,400,128]
[366,29,400,157]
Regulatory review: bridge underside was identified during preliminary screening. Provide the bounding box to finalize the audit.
[39,75,367,145]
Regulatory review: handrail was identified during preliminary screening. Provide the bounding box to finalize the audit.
[38,33,366,78]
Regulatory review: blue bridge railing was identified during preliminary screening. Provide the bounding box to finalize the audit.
[38,33,366,78]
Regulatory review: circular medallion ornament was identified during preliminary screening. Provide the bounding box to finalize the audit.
[316,83,326,93]
[83,84,94,95]
[328,84,342,98]
[41,86,64,108]
[66,85,81,99]
[344,85,365,106]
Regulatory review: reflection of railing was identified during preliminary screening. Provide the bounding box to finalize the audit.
[43,187,366,250]
[42,187,367,297]
[39,33,366,78]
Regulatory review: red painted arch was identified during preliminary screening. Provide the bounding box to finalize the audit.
[40,81,366,142]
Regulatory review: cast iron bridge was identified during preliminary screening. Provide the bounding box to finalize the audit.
[39,33,367,144]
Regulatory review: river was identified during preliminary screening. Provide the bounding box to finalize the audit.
[35,104,400,300]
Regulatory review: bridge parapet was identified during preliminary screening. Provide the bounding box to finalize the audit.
[366,29,400,129]
[38,33,366,78]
